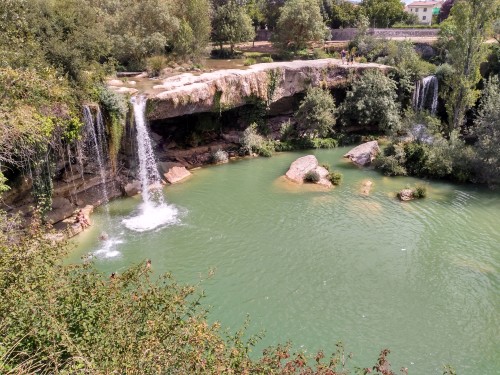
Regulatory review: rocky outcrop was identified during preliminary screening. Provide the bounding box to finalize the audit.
[147,59,391,121]
[285,155,332,188]
[164,166,192,184]
[397,189,414,201]
[344,141,380,166]
[124,180,141,197]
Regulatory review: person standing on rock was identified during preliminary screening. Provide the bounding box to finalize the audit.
[341,49,347,64]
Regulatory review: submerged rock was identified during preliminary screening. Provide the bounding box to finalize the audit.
[285,155,332,188]
[360,180,373,195]
[344,141,380,166]
[164,166,192,184]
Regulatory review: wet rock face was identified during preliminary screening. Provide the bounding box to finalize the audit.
[147,60,391,121]
[344,141,380,166]
[398,189,414,201]
[164,166,192,184]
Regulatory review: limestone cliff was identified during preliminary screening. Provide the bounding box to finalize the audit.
[146,59,391,121]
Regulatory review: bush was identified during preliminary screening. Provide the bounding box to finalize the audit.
[413,184,427,198]
[295,87,337,138]
[313,48,329,59]
[241,123,274,156]
[312,138,338,149]
[211,149,229,164]
[244,58,256,66]
[321,163,331,172]
[257,141,275,157]
[260,56,273,63]
[146,55,167,77]
[328,171,343,185]
[304,169,320,183]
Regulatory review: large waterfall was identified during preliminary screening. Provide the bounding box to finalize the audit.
[122,96,178,232]
[413,75,438,115]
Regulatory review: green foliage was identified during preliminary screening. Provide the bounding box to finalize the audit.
[295,87,337,138]
[340,69,401,133]
[438,0,497,132]
[173,0,212,59]
[241,123,265,155]
[274,0,328,51]
[413,184,427,198]
[212,1,255,53]
[304,170,321,183]
[312,138,338,149]
[321,0,360,29]
[244,58,257,66]
[211,149,229,164]
[146,55,168,77]
[360,0,407,28]
[328,171,343,185]
[260,56,274,63]
[0,171,9,195]
[373,143,408,176]
[472,75,500,185]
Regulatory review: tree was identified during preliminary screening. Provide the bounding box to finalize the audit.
[172,0,213,59]
[340,69,401,133]
[321,0,361,29]
[295,87,337,138]
[274,0,328,51]
[360,0,406,28]
[438,0,498,133]
[473,75,500,184]
[212,0,255,53]
[438,0,456,23]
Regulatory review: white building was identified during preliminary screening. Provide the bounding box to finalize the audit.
[405,1,443,25]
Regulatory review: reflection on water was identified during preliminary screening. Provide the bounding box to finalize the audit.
[70,148,500,374]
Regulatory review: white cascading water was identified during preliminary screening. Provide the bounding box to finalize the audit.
[122,96,178,232]
[83,105,110,208]
[413,75,438,115]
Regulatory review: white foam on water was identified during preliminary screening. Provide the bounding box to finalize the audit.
[91,238,124,258]
[122,202,179,232]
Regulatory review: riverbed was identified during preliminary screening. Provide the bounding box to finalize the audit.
[69,148,500,374]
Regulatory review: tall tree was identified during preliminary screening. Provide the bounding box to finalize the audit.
[274,0,327,51]
[212,0,255,53]
[439,0,499,133]
[473,75,500,184]
[360,0,406,28]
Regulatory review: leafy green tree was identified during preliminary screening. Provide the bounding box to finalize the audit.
[360,0,406,28]
[295,87,337,138]
[322,0,361,29]
[473,75,500,184]
[274,0,328,51]
[212,0,255,53]
[340,69,401,133]
[438,0,498,133]
[173,0,213,59]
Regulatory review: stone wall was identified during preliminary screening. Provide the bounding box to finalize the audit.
[331,28,439,41]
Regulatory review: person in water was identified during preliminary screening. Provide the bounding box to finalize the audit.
[76,210,90,228]
[99,232,109,241]
[146,259,152,269]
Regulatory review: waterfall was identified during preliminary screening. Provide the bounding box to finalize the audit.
[83,105,109,207]
[122,96,178,232]
[413,75,438,115]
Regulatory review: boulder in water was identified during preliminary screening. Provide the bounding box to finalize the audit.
[124,180,141,197]
[164,166,192,184]
[285,155,332,188]
[397,189,414,201]
[360,180,373,195]
[344,141,380,166]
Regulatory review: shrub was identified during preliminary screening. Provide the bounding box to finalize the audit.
[358,56,367,63]
[211,149,229,164]
[241,123,274,157]
[146,55,167,77]
[313,48,329,59]
[295,87,337,138]
[257,141,275,157]
[312,138,338,149]
[321,163,331,172]
[304,169,320,183]
[260,56,273,63]
[244,58,256,66]
[328,171,342,185]
[413,184,427,198]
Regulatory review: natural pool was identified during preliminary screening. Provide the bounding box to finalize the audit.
[70,148,500,374]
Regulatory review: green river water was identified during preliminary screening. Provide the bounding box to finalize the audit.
[70,148,500,374]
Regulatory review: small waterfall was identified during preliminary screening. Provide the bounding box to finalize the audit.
[83,105,110,207]
[413,75,438,115]
[122,96,178,232]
